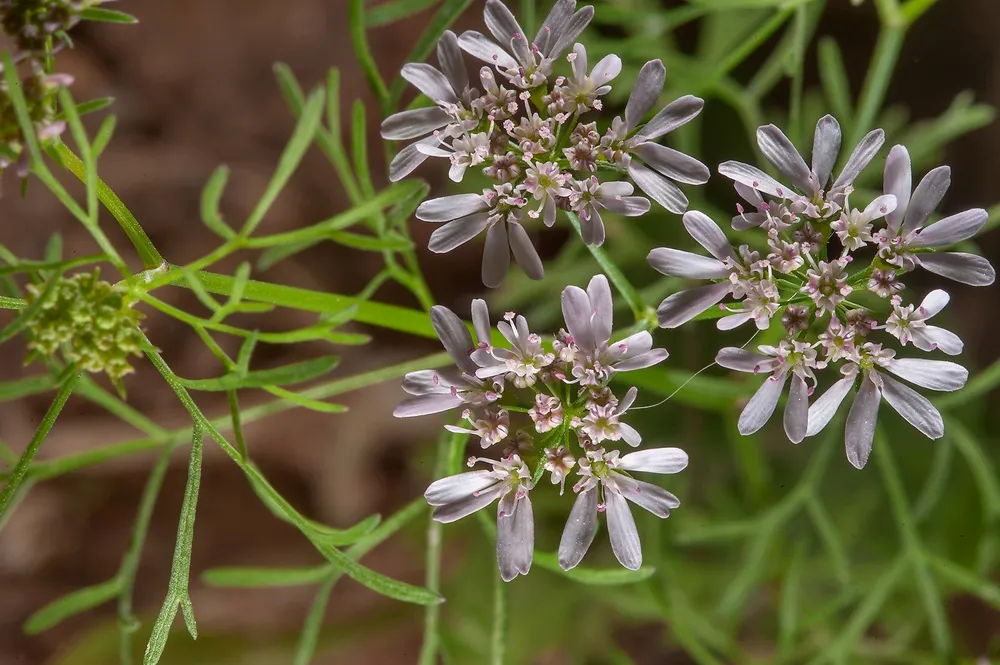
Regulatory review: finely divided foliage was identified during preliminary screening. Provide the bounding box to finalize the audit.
[383,0,707,287]
[1,0,1000,663]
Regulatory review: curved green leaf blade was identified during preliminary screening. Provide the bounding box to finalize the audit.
[23,578,122,634]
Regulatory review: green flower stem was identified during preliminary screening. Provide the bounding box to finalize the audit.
[117,443,176,665]
[0,370,80,521]
[0,296,25,309]
[491,567,508,665]
[848,25,905,149]
[348,0,389,110]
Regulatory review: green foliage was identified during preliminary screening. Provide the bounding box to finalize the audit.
[0,0,998,664]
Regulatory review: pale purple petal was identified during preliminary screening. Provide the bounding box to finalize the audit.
[394,393,464,417]
[416,194,488,222]
[806,377,855,437]
[634,142,710,185]
[606,490,642,570]
[497,495,533,582]
[877,371,944,439]
[682,210,734,261]
[613,348,669,372]
[917,289,949,318]
[484,0,523,54]
[431,305,477,373]
[471,299,491,345]
[880,358,968,392]
[862,194,897,221]
[428,213,490,253]
[482,221,510,288]
[915,252,996,286]
[437,30,468,94]
[561,284,596,352]
[380,106,451,140]
[548,6,595,59]
[389,140,432,182]
[718,161,791,198]
[458,30,518,69]
[628,162,689,214]
[601,195,650,217]
[812,115,842,188]
[587,274,614,347]
[580,207,606,246]
[647,248,729,279]
[738,371,789,435]
[558,488,598,570]
[508,221,544,280]
[637,95,704,141]
[425,470,498,505]
[401,368,464,395]
[534,0,574,52]
[618,423,642,447]
[656,282,731,329]
[619,447,689,474]
[910,208,988,248]
[901,165,950,234]
[912,326,963,356]
[401,63,458,105]
[590,53,623,85]
[831,128,885,191]
[883,144,911,233]
[845,374,880,469]
[715,347,776,374]
[432,485,503,523]
[757,124,812,193]
[617,476,679,518]
[717,312,753,330]
[784,373,809,444]
[625,59,666,133]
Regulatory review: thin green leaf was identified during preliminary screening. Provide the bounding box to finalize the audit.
[0,295,25,309]
[777,542,806,655]
[92,115,117,157]
[367,0,438,26]
[946,419,1000,521]
[352,100,376,204]
[200,165,235,239]
[23,578,122,634]
[241,90,324,236]
[293,573,337,665]
[349,0,390,106]
[532,551,656,585]
[81,7,138,22]
[818,37,854,125]
[202,565,332,588]
[806,495,850,585]
[262,385,348,413]
[925,553,1000,610]
[176,356,338,391]
[329,230,413,252]
[0,374,56,401]
[823,556,907,663]
[67,97,115,118]
[306,513,382,547]
[491,569,507,665]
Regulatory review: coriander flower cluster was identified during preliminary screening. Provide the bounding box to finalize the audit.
[382,0,708,287]
[649,116,993,469]
[24,270,145,384]
[395,275,687,580]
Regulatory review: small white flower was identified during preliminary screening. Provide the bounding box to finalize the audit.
[529,394,564,432]
[579,387,641,446]
[803,258,853,314]
[884,290,963,355]
[446,406,511,448]
[543,446,576,494]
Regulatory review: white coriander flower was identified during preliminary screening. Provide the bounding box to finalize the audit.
[579,386,641,445]
[563,42,621,113]
[425,454,534,581]
[476,311,555,387]
[529,394,565,432]
[830,194,896,252]
[559,446,688,571]
[543,446,576,494]
[884,290,963,355]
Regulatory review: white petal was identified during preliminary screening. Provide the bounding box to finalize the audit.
[534,0,574,52]
[430,304,477,374]
[484,0,523,53]
[718,161,791,198]
[380,106,451,140]
[457,30,517,69]
[806,377,855,437]
[784,373,809,444]
[628,162,689,214]
[437,30,468,94]
[682,211,734,261]
[584,274,614,348]
[637,95,704,141]
[634,142,710,185]
[845,374,880,470]
[883,144,911,233]
[911,326,964,356]
[832,128,885,191]
[862,194,897,222]
[601,195,650,217]
[901,165,950,234]
[917,289,950,318]
[482,221,510,288]
[618,422,642,447]
[428,213,490,253]
[416,194,487,222]
[617,476,679,518]
[471,299,491,346]
[656,282,731,329]
[561,284,596,351]
[401,63,458,105]
[811,115,842,188]
[497,495,534,582]
[558,488,598,570]
[877,371,944,440]
[548,6,595,59]
[401,368,464,395]
[613,349,669,372]
[910,208,988,248]
[606,490,642,570]
[647,247,728,279]
[715,347,776,374]
[432,485,502,523]
[425,470,498,505]
[590,53,622,84]
[880,358,968,392]
[388,140,431,182]
[717,312,754,330]
[738,371,789,435]
[393,393,463,417]
[508,221,544,280]
[915,252,995,286]
[757,124,812,193]
[619,447,689,474]
[625,59,665,133]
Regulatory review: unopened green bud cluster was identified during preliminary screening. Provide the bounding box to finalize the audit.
[25,270,144,383]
